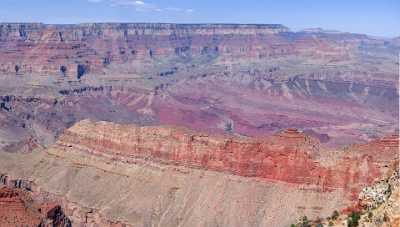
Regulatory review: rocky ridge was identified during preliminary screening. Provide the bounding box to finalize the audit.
[0,174,129,227]
[56,120,399,199]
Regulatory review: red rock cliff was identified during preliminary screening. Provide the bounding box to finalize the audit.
[56,120,399,199]
[0,187,42,226]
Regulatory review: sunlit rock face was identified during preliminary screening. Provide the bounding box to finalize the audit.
[56,120,399,199]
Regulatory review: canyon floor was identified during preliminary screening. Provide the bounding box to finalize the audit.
[0,23,399,226]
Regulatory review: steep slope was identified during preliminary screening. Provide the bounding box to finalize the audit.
[358,169,400,227]
[0,150,345,227]
[0,120,397,226]
[297,167,399,227]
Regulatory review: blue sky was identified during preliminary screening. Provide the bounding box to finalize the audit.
[0,0,399,37]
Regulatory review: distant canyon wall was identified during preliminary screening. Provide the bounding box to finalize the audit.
[0,23,398,151]
[0,23,357,77]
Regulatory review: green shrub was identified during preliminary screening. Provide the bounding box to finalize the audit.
[347,211,360,227]
[300,216,311,227]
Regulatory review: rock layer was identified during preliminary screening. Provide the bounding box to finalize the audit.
[0,23,348,77]
[56,120,399,199]
[0,185,72,227]
[0,187,42,226]
[0,174,129,227]
[0,147,351,227]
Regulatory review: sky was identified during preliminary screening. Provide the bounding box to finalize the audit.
[0,0,399,37]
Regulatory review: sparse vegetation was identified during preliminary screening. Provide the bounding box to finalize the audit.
[300,216,311,227]
[347,211,360,227]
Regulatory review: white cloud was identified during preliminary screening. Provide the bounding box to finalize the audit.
[164,7,194,14]
[109,0,161,11]
[87,0,194,13]
[165,7,182,12]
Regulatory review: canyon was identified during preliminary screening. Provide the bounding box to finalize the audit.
[0,23,398,150]
[0,23,399,226]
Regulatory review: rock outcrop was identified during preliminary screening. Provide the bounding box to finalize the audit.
[0,186,42,226]
[0,185,72,227]
[301,167,400,227]
[0,174,129,227]
[56,120,399,200]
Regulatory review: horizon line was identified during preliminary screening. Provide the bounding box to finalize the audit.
[0,21,398,38]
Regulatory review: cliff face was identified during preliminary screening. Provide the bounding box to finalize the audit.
[58,121,323,185]
[0,23,288,76]
[56,120,399,199]
[0,23,370,78]
[0,185,72,227]
[0,187,41,226]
